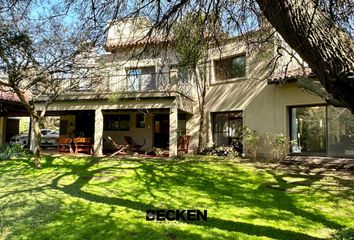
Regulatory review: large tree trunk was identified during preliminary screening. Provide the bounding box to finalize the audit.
[257,0,354,111]
[31,116,42,168]
[197,101,205,153]
[195,66,207,153]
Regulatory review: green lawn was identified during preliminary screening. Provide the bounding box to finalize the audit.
[0,156,353,240]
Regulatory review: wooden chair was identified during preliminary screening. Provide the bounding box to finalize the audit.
[106,136,129,157]
[57,137,73,153]
[73,137,93,155]
[178,135,191,154]
[124,136,144,153]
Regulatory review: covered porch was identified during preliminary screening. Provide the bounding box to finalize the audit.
[40,95,194,157]
[97,108,190,157]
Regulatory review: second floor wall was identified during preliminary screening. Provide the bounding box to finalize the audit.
[58,19,303,104]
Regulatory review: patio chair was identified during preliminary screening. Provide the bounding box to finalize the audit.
[106,136,129,157]
[57,137,73,153]
[124,136,144,153]
[178,135,191,154]
[73,137,93,155]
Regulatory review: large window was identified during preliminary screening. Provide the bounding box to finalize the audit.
[214,55,246,81]
[212,111,243,151]
[126,66,155,91]
[327,106,354,156]
[290,105,354,157]
[290,106,326,154]
[104,115,130,131]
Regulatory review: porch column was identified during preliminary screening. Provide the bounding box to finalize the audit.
[29,116,35,152]
[169,104,178,157]
[94,109,103,156]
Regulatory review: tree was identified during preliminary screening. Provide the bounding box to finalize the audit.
[0,2,96,168]
[256,0,354,111]
[173,12,222,152]
[71,0,353,111]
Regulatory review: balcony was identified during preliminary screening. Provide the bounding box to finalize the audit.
[58,70,194,100]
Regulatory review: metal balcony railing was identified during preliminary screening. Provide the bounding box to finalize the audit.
[61,71,194,98]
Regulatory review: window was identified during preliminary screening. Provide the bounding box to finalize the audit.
[104,115,130,131]
[290,105,354,157]
[214,55,246,81]
[170,65,189,83]
[126,66,155,91]
[327,106,354,156]
[177,113,187,139]
[290,106,326,154]
[136,114,145,128]
[212,111,243,152]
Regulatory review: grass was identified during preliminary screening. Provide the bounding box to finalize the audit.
[0,155,353,240]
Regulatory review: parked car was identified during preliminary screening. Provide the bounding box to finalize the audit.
[9,129,59,148]
[41,129,59,148]
[9,132,29,146]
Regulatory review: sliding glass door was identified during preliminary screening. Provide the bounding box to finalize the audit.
[290,105,354,157]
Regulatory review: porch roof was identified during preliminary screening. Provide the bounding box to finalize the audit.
[34,92,194,114]
[267,67,316,85]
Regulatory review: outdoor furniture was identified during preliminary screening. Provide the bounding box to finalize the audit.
[57,137,73,153]
[73,137,93,155]
[106,136,129,156]
[124,136,144,153]
[178,135,191,154]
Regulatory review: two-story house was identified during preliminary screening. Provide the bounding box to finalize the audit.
[34,16,354,158]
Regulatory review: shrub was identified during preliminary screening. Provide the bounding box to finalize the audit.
[243,127,261,161]
[333,228,354,240]
[200,145,239,157]
[0,144,28,160]
[263,133,292,162]
[146,147,163,156]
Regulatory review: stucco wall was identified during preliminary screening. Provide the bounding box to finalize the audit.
[244,82,324,156]
[187,36,275,152]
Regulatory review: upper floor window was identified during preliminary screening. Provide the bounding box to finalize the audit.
[214,55,246,81]
[170,65,189,83]
[126,66,155,91]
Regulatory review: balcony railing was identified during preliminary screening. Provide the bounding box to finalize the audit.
[61,71,194,98]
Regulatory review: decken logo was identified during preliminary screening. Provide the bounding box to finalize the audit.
[146,209,207,221]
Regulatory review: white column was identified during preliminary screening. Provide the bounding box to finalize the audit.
[94,109,103,156]
[29,116,35,152]
[169,104,178,157]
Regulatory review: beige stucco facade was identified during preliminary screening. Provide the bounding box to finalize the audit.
[186,36,326,156]
[31,18,340,158]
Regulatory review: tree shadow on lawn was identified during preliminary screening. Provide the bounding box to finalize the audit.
[4,155,348,239]
[38,156,344,240]
[6,199,217,240]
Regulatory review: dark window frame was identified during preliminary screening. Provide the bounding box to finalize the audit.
[289,104,354,158]
[104,114,130,131]
[214,54,246,82]
[126,66,156,91]
[136,114,146,128]
[212,111,243,147]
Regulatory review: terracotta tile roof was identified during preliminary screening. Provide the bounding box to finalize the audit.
[0,89,31,103]
[267,67,316,85]
[104,35,173,52]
